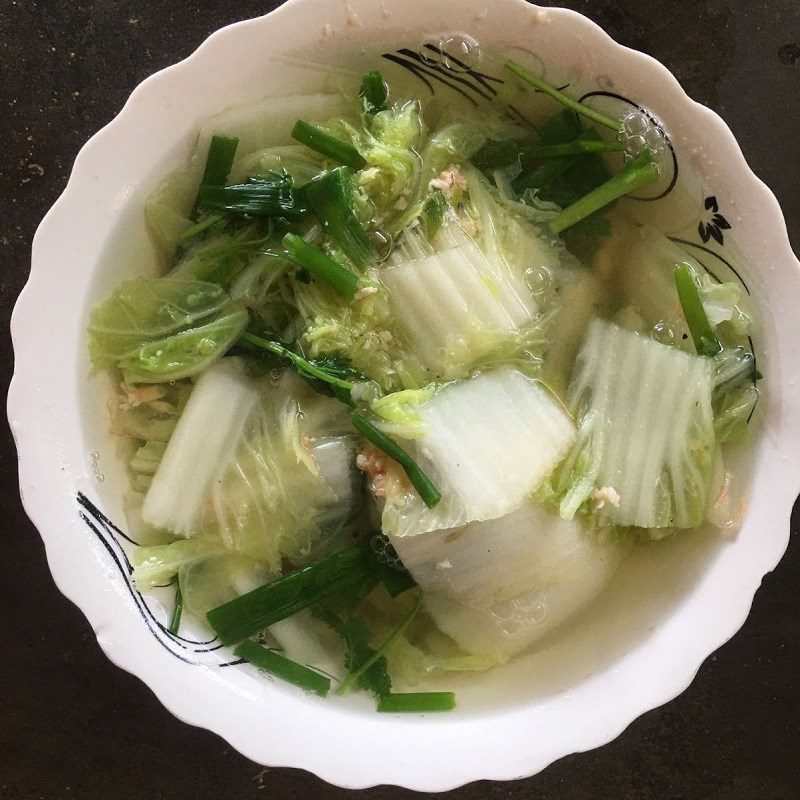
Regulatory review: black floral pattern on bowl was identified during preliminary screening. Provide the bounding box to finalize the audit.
[698,196,731,245]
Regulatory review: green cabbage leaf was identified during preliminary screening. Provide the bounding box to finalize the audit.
[88,277,248,383]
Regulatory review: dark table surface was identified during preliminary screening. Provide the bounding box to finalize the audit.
[1,1,798,798]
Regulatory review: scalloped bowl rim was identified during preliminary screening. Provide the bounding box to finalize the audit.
[8,0,800,790]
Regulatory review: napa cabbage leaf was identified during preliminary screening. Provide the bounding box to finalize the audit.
[552,319,716,530]
[381,367,575,538]
[88,277,248,383]
[389,503,624,658]
[142,359,361,571]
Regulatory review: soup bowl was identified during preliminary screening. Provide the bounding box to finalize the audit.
[9,0,800,789]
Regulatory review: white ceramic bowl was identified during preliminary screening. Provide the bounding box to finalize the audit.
[9,0,800,789]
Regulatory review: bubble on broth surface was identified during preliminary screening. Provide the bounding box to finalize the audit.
[371,230,393,263]
[436,33,482,71]
[524,264,555,304]
[370,533,405,571]
[620,109,669,162]
[492,593,548,636]
[651,320,676,346]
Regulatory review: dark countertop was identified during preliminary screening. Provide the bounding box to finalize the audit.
[1,2,798,797]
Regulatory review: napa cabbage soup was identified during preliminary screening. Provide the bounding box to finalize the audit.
[86,55,761,711]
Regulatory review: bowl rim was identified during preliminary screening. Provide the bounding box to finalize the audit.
[9,0,800,789]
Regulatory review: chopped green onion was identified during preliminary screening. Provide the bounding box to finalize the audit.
[375,563,416,598]
[674,264,723,357]
[200,135,240,187]
[377,692,456,713]
[207,546,370,646]
[235,639,331,697]
[292,120,366,171]
[374,562,417,597]
[350,412,441,508]
[505,59,621,132]
[191,135,239,219]
[168,585,183,634]
[421,190,447,241]
[197,174,303,217]
[518,139,624,161]
[360,70,388,115]
[300,167,377,268]
[363,537,417,598]
[238,332,356,395]
[337,593,423,695]
[282,232,359,299]
[547,150,658,235]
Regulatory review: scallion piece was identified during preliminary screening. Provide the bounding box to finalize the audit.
[360,70,388,115]
[207,546,370,646]
[674,264,723,357]
[197,175,302,217]
[337,593,423,695]
[547,150,659,235]
[235,639,331,697]
[300,167,377,268]
[505,59,621,132]
[282,232,359,299]
[168,585,183,635]
[190,135,239,219]
[376,566,416,598]
[350,412,441,509]
[363,535,417,598]
[377,692,456,713]
[190,136,239,219]
[201,135,239,187]
[292,120,366,171]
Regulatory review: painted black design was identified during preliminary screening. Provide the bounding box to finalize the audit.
[578,91,678,201]
[77,492,233,664]
[422,43,503,93]
[397,48,495,102]
[77,491,139,546]
[79,511,201,665]
[381,52,480,106]
[698,196,731,245]
[78,494,219,647]
[382,46,575,128]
